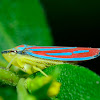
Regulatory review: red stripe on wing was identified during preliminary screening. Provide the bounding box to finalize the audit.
[27,47,100,58]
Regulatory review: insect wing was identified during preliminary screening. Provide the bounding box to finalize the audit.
[24,46,100,61]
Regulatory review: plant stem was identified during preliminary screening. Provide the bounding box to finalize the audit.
[0,67,19,86]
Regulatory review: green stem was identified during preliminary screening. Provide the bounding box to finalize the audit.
[17,78,36,100]
[0,67,19,86]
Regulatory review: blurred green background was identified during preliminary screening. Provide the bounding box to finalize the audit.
[0,0,53,57]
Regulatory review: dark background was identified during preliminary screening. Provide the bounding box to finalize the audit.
[41,0,100,75]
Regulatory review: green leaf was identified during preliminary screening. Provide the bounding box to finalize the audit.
[0,0,53,61]
[36,64,100,100]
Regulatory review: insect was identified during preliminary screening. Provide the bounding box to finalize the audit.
[1,44,100,76]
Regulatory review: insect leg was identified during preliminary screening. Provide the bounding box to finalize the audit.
[6,55,17,70]
[17,58,33,74]
[6,63,12,70]
[33,66,48,77]
[17,56,48,76]
[23,64,33,74]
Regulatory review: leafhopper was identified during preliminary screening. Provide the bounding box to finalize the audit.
[1,45,100,76]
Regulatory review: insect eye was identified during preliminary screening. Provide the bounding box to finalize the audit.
[10,50,17,53]
[14,50,17,53]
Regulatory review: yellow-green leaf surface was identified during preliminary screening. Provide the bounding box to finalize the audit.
[36,64,100,100]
